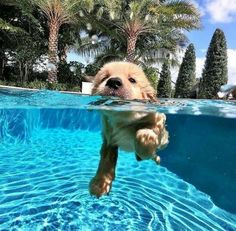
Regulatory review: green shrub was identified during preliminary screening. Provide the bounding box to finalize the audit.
[47,82,80,92]
[143,66,159,89]
[70,86,81,92]
[27,80,47,89]
[58,61,84,87]
[85,63,101,76]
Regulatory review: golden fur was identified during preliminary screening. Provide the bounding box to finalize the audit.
[92,62,157,100]
[89,61,169,197]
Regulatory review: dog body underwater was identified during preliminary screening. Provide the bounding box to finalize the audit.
[89,62,169,197]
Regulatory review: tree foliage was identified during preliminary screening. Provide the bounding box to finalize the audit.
[157,61,172,98]
[143,66,159,89]
[198,28,228,99]
[77,0,201,63]
[0,0,203,93]
[0,1,47,82]
[174,43,196,98]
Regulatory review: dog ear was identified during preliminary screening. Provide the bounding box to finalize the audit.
[142,87,158,102]
[145,92,158,102]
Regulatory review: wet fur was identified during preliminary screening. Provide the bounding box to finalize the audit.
[89,62,169,197]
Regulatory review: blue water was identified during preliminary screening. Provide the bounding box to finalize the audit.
[0,89,236,230]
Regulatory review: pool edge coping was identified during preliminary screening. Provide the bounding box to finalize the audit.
[0,84,91,95]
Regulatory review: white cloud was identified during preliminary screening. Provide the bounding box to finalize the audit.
[196,57,205,79]
[205,0,236,23]
[195,49,236,84]
[227,49,236,84]
[172,56,206,82]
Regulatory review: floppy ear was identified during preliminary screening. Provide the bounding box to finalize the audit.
[91,68,105,94]
[145,92,158,102]
[142,86,158,102]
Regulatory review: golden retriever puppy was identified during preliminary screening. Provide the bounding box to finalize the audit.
[89,61,169,197]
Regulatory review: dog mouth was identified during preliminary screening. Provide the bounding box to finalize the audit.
[100,87,130,99]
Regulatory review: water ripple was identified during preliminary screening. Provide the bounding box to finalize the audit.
[0,129,235,230]
[0,90,236,118]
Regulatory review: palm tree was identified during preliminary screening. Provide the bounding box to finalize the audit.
[77,25,186,68]
[96,0,201,63]
[35,0,94,83]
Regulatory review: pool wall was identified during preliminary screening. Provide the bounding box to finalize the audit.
[162,114,236,214]
[1,108,235,213]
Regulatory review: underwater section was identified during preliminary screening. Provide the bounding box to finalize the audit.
[162,114,236,214]
[0,108,100,143]
[0,107,236,214]
[0,108,236,230]
[0,90,236,229]
[0,127,236,230]
[0,109,40,143]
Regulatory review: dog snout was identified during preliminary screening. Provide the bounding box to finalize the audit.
[106,77,123,90]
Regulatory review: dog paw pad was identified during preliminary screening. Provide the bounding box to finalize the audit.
[89,176,113,198]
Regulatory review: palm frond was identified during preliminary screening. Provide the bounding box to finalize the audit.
[35,0,90,25]
[74,35,110,58]
[73,0,201,66]
[0,18,27,33]
[150,0,201,30]
[94,48,124,65]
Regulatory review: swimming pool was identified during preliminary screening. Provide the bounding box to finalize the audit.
[0,89,236,230]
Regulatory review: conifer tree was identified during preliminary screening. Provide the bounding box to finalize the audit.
[174,43,196,98]
[199,28,228,98]
[157,61,172,98]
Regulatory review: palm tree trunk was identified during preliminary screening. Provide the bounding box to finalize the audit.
[19,61,23,83]
[48,19,60,83]
[0,48,5,81]
[126,35,137,63]
[23,61,29,82]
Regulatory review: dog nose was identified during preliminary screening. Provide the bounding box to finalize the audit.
[106,77,122,90]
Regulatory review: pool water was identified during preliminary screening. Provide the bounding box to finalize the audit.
[0,89,236,230]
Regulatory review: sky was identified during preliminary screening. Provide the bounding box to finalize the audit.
[68,0,236,85]
[189,0,236,84]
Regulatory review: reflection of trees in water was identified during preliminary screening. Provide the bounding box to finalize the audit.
[165,99,236,118]
[89,97,236,119]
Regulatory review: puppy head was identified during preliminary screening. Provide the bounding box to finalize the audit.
[92,62,157,101]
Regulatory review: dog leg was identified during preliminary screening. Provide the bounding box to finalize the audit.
[135,113,168,164]
[89,142,118,198]
[135,128,159,159]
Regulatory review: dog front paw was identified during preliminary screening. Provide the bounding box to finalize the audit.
[89,176,113,198]
[135,128,159,160]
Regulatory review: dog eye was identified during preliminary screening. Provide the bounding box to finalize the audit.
[101,76,109,82]
[129,77,136,83]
